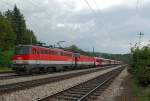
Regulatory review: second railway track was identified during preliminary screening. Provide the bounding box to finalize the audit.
[39,66,125,101]
[0,65,122,95]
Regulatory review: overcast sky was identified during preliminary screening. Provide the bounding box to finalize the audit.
[0,0,150,54]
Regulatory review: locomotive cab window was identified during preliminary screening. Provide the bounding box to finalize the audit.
[15,45,31,55]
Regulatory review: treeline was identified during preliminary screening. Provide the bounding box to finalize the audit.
[65,45,129,63]
[0,5,37,67]
[94,52,130,63]
[130,46,150,86]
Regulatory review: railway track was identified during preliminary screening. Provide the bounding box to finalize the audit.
[0,65,114,80]
[0,65,120,95]
[0,73,18,80]
[38,66,125,101]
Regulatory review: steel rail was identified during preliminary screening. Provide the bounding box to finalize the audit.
[77,69,120,101]
[0,65,117,95]
[39,65,125,101]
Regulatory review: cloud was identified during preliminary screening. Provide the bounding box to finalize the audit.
[0,0,150,54]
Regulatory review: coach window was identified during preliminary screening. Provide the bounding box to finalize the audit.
[37,50,39,54]
[42,50,44,54]
[51,51,54,55]
[50,50,52,55]
[48,50,50,55]
[46,50,48,54]
[45,50,47,54]
[40,50,42,54]
[54,51,59,55]
[50,50,54,55]
[32,50,36,54]
[60,52,63,56]
[44,50,46,54]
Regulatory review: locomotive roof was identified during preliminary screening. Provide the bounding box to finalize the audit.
[17,45,73,54]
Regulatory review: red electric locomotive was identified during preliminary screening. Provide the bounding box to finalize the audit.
[12,45,96,74]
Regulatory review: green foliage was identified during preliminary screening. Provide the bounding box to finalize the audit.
[23,29,37,45]
[0,67,12,72]
[0,50,14,67]
[5,5,37,45]
[0,15,16,51]
[131,46,150,86]
[65,45,90,55]
[131,78,149,101]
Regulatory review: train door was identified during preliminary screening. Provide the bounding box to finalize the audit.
[73,53,80,69]
[36,49,41,65]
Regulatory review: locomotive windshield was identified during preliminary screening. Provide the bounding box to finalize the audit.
[15,46,31,55]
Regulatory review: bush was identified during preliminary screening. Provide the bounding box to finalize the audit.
[131,46,150,86]
[0,50,14,67]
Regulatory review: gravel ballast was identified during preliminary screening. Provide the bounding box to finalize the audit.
[94,67,128,101]
[0,66,122,101]
[0,67,104,86]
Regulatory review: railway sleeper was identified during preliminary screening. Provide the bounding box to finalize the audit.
[67,91,87,95]
[61,93,84,98]
[69,89,89,93]
[56,96,79,100]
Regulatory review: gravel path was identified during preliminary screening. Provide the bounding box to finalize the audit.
[0,66,121,101]
[0,67,104,86]
[94,67,128,101]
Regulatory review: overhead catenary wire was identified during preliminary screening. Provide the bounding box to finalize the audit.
[135,0,143,27]
[84,0,111,53]
[93,0,100,10]
[84,0,97,16]
[84,0,109,30]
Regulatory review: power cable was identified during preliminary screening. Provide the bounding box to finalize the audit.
[84,0,97,16]
[93,0,100,10]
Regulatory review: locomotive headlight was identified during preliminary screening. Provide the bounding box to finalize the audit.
[14,60,28,64]
[22,60,28,64]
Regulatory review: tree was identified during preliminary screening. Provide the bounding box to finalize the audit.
[5,5,37,45]
[0,16,16,51]
[23,29,37,44]
[131,46,150,86]
[12,5,26,45]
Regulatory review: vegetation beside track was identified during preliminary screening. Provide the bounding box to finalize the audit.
[116,74,150,101]
[129,45,150,101]
[130,46,150,86]
[0,67,13,73]
[131,78,150,101]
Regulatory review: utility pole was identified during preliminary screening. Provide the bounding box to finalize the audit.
[138,32,144,48]
[93,47,95,56]
[129,43,132,50]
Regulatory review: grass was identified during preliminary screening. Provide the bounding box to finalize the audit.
[131,78,150,101]
[0,67,13,72]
